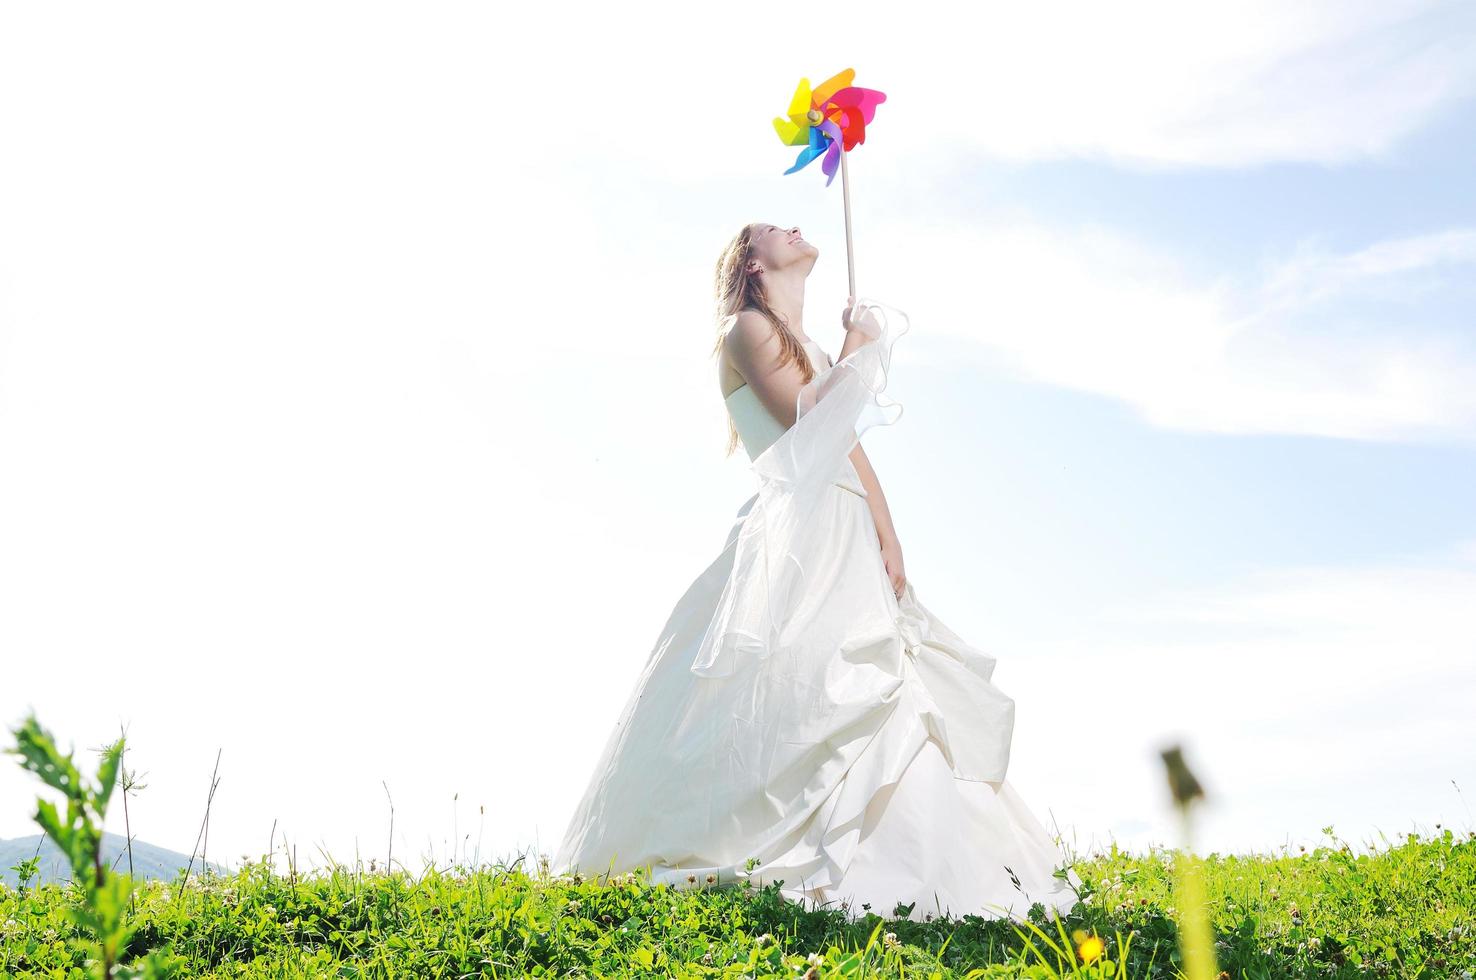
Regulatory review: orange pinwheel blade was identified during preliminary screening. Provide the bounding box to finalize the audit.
[810,68,855,106]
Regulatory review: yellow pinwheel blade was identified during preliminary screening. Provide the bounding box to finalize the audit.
[786,77,812,121]
[811,68,855,106]
[773,116,809,145]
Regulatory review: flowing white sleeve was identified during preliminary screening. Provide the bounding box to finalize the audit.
[690,298,911,678]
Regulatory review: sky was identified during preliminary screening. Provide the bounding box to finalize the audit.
[2,0,1474,877]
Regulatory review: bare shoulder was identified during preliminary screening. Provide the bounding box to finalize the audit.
[723,310,785,374]
[723,310,778,355]
[721,310,805,428]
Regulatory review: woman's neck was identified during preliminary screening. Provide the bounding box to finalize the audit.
[762,271,807,339]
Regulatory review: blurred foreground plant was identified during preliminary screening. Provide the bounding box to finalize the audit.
[1160,743,1219,980]
[7,711,179,978]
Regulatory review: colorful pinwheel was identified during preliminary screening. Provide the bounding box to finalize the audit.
[772,68,887,186]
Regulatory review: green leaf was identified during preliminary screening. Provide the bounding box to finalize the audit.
[9,715,85,800]
[33,798,73,857]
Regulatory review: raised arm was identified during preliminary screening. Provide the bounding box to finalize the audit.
[835,295,882,362]
[838,297,906,598]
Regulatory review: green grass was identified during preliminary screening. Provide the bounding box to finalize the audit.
[3,825,1473,978]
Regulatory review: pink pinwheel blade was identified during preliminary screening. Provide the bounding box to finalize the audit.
[830,86,886,125]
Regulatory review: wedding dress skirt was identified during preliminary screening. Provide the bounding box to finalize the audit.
[551,300,1080,922]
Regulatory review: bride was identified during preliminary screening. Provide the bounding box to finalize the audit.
[550,222,1081,922]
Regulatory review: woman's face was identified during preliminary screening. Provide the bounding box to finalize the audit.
[747,222,818,278]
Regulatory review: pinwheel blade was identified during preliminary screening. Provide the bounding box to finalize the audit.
[829,85,887,126]
[784,141,828,176]
[773,116,808,146]
[785,77,812,122]
[819,118,843,185]
[821,141,841,186]
[811,68,855,106]
[783,125,830,175]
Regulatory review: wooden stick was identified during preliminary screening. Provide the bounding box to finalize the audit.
[840,148,856,298]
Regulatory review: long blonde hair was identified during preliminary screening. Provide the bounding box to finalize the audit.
[712,223,816,457]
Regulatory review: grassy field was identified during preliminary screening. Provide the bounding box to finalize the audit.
[3,823,1473,978]
[6,714,1474,978]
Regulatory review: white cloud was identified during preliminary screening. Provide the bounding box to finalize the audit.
[871,222,1476,442]
[574,0,1476,173]
[586,0,1476,172]
[1019,539,1476,857]
[1258,230,1476,309]
[3,0,1471,191]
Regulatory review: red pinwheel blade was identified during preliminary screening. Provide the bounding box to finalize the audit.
[823,85,886,152]
[818,104,865,151]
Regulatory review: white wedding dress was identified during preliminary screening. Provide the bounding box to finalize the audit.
[551,300,1080,922]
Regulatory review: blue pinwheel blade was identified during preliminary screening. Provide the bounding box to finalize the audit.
[782,125,831,176]
[784,143,827,175]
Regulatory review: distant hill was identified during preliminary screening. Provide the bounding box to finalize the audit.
[1,833,226,887]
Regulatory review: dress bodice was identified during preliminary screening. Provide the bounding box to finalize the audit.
[724,340,827,461]
[724,340,867,496]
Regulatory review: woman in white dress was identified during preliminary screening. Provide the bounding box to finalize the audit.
[551,222,1081,923]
